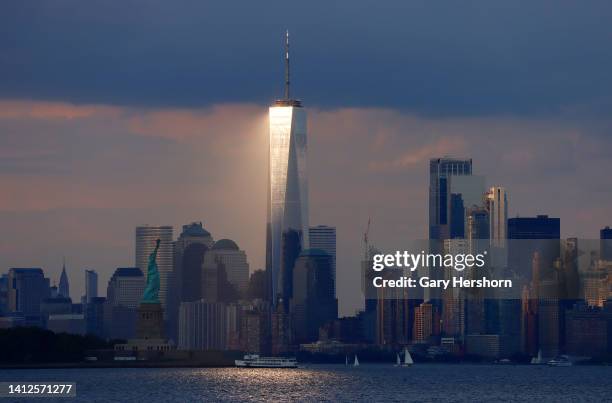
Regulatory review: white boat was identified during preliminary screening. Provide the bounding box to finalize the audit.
[235,354,298,368]
[400,347,413,367]
[530,349,544,365]
[394,353,401,366]
[353,355,359,367]
[547,355,572,367]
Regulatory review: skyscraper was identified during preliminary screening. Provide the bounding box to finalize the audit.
[266,31,309,304]
[85,269,98,304]
[7,268,50,316]
[211,239,250,294]
[135,225,173,312]
[58,262,70,299]
[429,158,473,240]
[291,249,337,344]
[485,187,508,248]
[170,221,213,339]
[105,267,145,340]
[106,267,145,309]
[508,215,560,272]
[309,225,337,296]
[601,226,612,261]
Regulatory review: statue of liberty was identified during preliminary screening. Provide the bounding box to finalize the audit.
[142,238,161,303]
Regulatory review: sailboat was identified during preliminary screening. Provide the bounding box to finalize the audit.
[401,347,413,367]
[530,349,543,365]
[394,353,401,367]
[353,355,359,367]
[345,355,348,366]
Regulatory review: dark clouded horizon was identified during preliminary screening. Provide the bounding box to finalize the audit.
[2,1,612,116]
[1,2,612,315]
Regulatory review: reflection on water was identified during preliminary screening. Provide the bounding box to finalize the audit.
[1,364,611,402]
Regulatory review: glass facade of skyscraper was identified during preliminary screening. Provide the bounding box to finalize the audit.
[266,101,309,304]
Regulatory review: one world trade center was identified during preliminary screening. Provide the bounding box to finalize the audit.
[266,31,309,306]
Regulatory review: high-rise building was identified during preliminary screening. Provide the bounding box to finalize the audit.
[174,222,214,303]
[240,307,269,354]
[106,268,145,309]
[601,226,612,261]
[508,215,560,273]
[291,249,337,344]
[266,31,309,305]
[448,175,486,239]
[7,268,51,316]
[104,267,145,340]
[85,269,98,304]
[85,296,106,338]
[0,274,8,315]
[309,226,337,296]
[135,225,173,312]
[170,222,214,340]
[211,239,250,294]
[413,302,434,343]
[58,263,70,299]
[429,157,473,240]
[508,215,560,239]
[485,187,508,248]
[178,300,227,350]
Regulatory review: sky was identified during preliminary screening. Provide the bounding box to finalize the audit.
[1,1,612,315]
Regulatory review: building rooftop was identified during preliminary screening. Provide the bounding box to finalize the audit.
[111,267,143,279]
[180,221,211,238]
[274,99,302,107]
[212,239,239,251]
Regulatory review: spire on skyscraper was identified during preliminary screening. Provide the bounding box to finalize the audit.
[284,30,290,100]
[58,258,70,299]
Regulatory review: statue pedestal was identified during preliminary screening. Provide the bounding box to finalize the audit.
[136,302,165,340]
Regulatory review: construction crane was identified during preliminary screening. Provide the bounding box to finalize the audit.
[363,217,371,261]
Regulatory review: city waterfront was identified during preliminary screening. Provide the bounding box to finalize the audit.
[1,364,611,402]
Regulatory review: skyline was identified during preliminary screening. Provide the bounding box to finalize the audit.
[2,2,612,316]
[1,102,611,316]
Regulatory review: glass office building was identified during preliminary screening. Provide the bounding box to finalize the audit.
[266,32,309,304]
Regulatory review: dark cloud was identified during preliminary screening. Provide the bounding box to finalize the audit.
[2,1,612,116]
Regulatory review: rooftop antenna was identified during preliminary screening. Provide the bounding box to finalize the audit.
[284,30,290,100]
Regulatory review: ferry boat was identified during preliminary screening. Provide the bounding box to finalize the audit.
[235,354,298,368]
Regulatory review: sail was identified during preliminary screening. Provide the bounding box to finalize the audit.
[396,354,400,365]
[404,347,414,365]
[345,355,348,366]
[354,355,359,366]
[532,349,543,364]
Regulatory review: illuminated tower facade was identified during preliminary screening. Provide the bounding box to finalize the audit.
[266,31,309,305]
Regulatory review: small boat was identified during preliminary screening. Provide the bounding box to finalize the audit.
[547,355,572,367]
[235,354,298,368]
[353,355,359,367]
[345,355,348,366]
[394,353,401,367]
[401,347,413,367]
[530,349,544,365]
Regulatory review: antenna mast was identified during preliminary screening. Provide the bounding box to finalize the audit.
[284,30,290,100]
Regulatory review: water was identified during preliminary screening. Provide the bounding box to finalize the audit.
[1,364,611,402]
